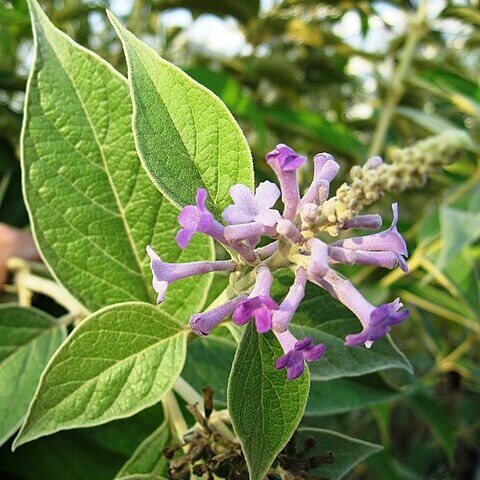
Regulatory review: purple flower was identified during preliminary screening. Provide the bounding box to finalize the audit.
[275,330,326,380]
[266,144,306,171]
[147,245,236,304]
[272,267,307,332]
[311,268,409,347]
[176,188,226,249]
[266,144,305,220]
[222,182,281,227]
[330,203,408,272]
[307,238,329,280]
[232,296,279,333]
[345,298,409,348]
[232,265,278,333]
[276,219,303,244]
[342,214,382,230]
[189,294,247,336]
[300,154,339,206]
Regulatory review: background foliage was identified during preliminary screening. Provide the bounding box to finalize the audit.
[0,0,479,478]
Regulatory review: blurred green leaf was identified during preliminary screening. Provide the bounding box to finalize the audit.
[297,428,382,480]
[116,421,170,478]
[306,374,402,416]
[260,105,366,159]
[182,334,235,406]
[438,206,480,268]
[159,0,259,24]
[408,391,457,465]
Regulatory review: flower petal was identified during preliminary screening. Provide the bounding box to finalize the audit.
[255,305,273,333]
[254,209,282,227]
[222,204,255,225]
[175,228,194,249]
[229,184,257,216]
[255,181,281,209]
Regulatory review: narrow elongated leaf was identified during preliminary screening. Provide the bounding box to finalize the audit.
[108,13,254,216]
[271,271,412,380]
[408,392,457,465]
[22,0,212,314]
[297,428,382,479]
[438,206,480,268]
[14,303,187,448]
[228,323,310,480]
[115,421,170,478]
[0,305,65,446]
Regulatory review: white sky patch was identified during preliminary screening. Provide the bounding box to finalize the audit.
[109,0,133,17]
[187,15,251,58]
[161,8,193,28]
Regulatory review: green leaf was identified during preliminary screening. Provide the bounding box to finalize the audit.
[271,271,412,380]
[0,305,65,446]
[116,475,167,480]
[116,421,170,478]
[13,302,187,448]
[408,391,457,465]
[0,403,165,480]
[438,206,480,268]
[296,428,382,480]
[158,0,259,24]
[181,334,236,406]
[22,0,212,313]
[306,374,402,416]
[259,105,367,160]
[108,12,254,217]
[228,323,310,480]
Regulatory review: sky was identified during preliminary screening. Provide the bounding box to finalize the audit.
[106,0,470,58]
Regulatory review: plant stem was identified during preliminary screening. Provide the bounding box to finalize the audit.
[368,0,429,156]
[162,391,189,444]
[173,377,236,442]
[7,257,89,317]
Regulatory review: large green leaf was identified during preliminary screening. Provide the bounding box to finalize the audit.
[13,302,187,448]
[115,421,170,478]
[297,428,382,479]
[228,323,310,480]
[108,13,254,217]
[22,0,212,314]
[0,305,65,446]
[271,271,412,380]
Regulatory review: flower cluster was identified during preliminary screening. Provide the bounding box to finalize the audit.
[147,144,409,380]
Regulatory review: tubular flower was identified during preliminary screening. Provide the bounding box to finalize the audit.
[232,265,279,333]
[147,143,410,380]
[266,144,305,220]
[275,330,326,380]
